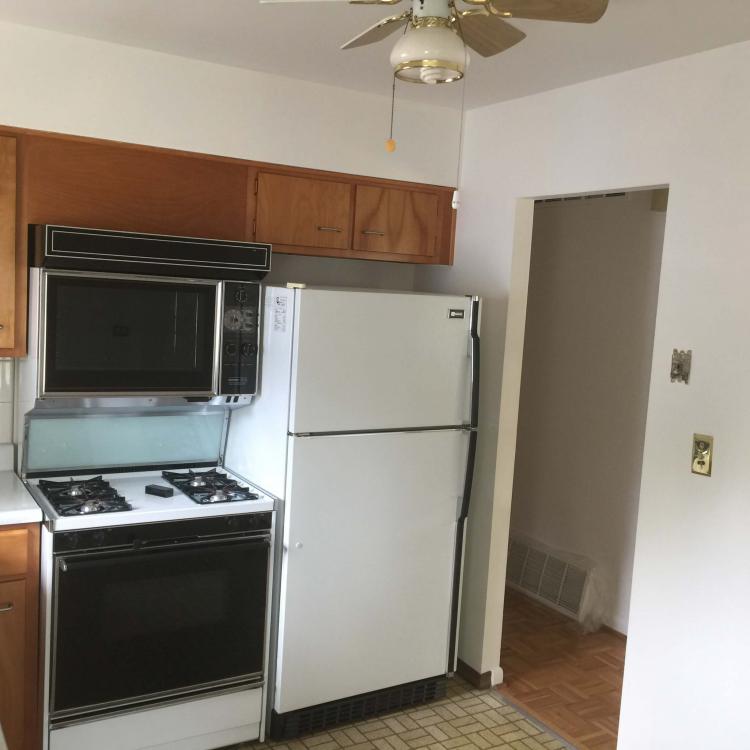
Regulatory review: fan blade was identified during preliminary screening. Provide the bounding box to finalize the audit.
[261,0,401,4]
[455,10,525,58]
[260,0,351,4]
[485,0,608,23]
[341,11,410,50]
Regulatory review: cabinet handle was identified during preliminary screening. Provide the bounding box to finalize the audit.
[362,230,385,237]
[0,324,4,330]
[317,226,343,233]
[0,602,13,613]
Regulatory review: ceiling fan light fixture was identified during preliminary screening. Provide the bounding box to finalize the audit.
[389,20,467,84]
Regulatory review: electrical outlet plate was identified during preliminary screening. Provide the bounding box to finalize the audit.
[692,434,713,477]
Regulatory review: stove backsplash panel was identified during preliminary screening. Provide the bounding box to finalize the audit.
[24,411,226,475]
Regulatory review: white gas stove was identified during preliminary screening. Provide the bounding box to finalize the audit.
[26,466,274,531]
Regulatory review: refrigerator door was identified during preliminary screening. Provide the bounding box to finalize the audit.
[274,429,467,714]
[289,288,473,434]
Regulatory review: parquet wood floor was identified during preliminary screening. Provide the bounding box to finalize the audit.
[496,588,626,750]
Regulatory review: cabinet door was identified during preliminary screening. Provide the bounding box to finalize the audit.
[23,135,251,241]
[255,172,352,250]
[354,185,438,257]
[0,136,16,351]
[0,579,26,750]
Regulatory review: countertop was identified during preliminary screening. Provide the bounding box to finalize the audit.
[0,470,42,526]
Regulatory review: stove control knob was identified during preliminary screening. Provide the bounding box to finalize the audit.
[240,343,258,357]
[225,342,238,356]
[92,530,107,547]
[295,542,303,549]
[63,533,79,549]
[234,288,249,304]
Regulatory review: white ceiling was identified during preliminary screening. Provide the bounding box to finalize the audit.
[0,0,749,108]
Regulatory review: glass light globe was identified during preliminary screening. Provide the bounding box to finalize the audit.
[389,24,467,85]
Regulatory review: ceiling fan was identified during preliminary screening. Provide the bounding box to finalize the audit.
[260,0,609,85]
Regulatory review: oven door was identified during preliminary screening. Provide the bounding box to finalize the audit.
[50,534,269,720]
[40,270,221,397]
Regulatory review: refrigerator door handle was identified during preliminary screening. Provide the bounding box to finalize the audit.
[448,296,480,674]
[460,296,481,522]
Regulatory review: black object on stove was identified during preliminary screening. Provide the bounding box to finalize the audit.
[162,469,260,505]
[38,476,132,516]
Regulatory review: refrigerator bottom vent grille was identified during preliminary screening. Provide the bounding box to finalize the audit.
[270,676,447,740]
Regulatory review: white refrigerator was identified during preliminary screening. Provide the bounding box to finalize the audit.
[224,285,480,738]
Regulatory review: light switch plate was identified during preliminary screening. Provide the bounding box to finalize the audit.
[671,349,692,384]
[692,434,713,477]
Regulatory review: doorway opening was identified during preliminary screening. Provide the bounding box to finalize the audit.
[496,187,668,750]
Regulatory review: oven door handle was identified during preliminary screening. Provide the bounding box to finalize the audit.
[56,535,270,572]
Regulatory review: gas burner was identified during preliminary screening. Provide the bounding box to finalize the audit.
[161,469,260,505]
[38,476,132,516]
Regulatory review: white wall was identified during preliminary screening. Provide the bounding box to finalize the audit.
[266,254,415,291]
[417,39,750,748]
[0,21,459,186]
[511,191,665,635]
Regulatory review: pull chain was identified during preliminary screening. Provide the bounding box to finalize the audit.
[386,74,397,153]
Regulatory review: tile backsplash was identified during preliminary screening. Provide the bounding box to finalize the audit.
[0,359,13,471]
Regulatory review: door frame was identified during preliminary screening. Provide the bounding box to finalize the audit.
[487,187,669,681]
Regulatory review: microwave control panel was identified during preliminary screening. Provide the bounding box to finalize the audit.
[220,282,261,395]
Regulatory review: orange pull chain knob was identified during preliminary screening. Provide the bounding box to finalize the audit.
[385,139,396,153]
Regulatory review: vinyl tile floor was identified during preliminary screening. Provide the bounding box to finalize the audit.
[241,677,574,750]
[497,588,627,750]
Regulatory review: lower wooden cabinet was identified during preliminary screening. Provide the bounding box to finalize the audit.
[0,524,40,750]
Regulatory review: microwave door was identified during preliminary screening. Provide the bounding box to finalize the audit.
[39,271,221,397]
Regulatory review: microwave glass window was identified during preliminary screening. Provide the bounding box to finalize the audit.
[44,276,217,393]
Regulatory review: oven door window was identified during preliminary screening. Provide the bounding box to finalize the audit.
[43,274,218,394]
[51,537,269,717]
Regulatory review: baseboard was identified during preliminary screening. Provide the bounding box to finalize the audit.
[602,624,627,641]
[456,659,495,689]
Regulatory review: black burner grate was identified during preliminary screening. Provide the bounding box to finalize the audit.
[161,469,260,505]
[38,476,132,516]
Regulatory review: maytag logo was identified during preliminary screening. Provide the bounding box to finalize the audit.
[448,309,465,319]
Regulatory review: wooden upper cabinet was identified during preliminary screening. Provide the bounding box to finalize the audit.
[255,172,353,250]
[353,185,439,258]
[0,136,16,351]
[23,135,251,240]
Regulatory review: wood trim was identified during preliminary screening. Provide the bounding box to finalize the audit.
[272,243,440,265]
[601,624,627,641]
[245,166,258,241]
[456,658,494,690]
[0,136,16,353]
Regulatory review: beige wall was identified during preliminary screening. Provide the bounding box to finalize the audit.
[511,190,665,634]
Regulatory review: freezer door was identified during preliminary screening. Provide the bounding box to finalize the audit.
[289,288,473,433]
[274,430,467,714]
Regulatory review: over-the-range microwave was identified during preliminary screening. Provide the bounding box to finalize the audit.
[24,225,271,405]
